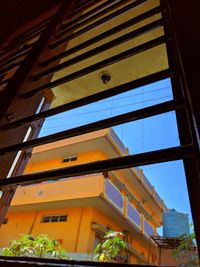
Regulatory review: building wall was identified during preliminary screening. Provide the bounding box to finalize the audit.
[0,207,91,252]
[89,207,122,251]
[0,205,158,264]
[0,211,37,247]
[11,175,104,207]
[30,208,83,252]
[24,150,106,174]
[0,137,164,264]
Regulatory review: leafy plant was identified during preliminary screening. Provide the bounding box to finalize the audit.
[172,225,199,267]
[93,231,128,262]
[2,234,70,259]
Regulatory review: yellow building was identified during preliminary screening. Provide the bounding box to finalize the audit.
[0,129,166,264]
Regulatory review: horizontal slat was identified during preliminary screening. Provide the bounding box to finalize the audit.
[9,21,50,45]
[0,60,24,75]
[59,0,113,32]
[1,17,53,54]
[25,35,166,97]
[6,17,53,46]
[0,1,72,121]
[50,0,148,48]
[0,145,193,188]
[2,31,41,54]
[57,0,134,39]
[0,49,30,70]
[0,99,184,155]
[42,6,161,66]
[32,19,163,80]
[72,0,104,14]
[0,256,154,267]
[0,43,34,64]
[0,69,171,130]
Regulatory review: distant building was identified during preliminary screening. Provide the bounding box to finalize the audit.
[0,128,166,264]
[163,209,190,238]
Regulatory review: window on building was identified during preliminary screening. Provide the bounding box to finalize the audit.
[62,156,78,163]
[41,215,67,223]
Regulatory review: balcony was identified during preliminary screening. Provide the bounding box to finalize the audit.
[11,174,105,210]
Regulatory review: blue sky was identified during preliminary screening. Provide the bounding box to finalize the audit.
[40,78,192,234]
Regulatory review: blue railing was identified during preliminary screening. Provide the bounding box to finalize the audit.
[105,179,124,211]
[144,220,154,236]
[127,202,141,227]
[109,128,126,154]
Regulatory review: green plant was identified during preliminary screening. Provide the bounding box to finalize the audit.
[2,234,70,259]
[172,225,199,267]
[93,231,128,262]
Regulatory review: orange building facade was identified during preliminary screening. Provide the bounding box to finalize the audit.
[0,129,166,264]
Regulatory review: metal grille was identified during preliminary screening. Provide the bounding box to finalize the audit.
[0,0,199,262]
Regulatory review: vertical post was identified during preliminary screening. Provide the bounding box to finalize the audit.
[161,0,200,255]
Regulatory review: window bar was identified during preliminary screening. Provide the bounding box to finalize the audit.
[6,126,33,178]
[2,31,42,54]
[0,1,76,231]
[0,60,24,76]
[0,145,193,189]
[59,0,115,31]
[71,0,103,14]
[0,43,35,63]
[0,255,164,267]
[49,0,148,49]
[32,19,163,80]
[0,49,31,70]
[24,36,166,98]
[3,16,54,48]
[0,2,74,121]
[56,0,135,38]
[160,0,200,254]
[6,26,45,50]
[0,99,184,155]
[8,18,53,45]
[0,69,171,131]
[0,0,198,260]
[42,6,161,66]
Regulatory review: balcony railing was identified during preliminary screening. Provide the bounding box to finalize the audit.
[127,201,141,228]
[109,128,126,154]
[144,219,154,236]
[104,179,124,212]
[104,179,155,237]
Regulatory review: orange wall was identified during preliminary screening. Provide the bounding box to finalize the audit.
[24,150,106,174]
[88,208,122,252]
[30,208,84,252]
[12,175,104,207]
[0,205,158,264]
[0,211,36,247]
[23,146,162,230]
[0,207,90,252]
